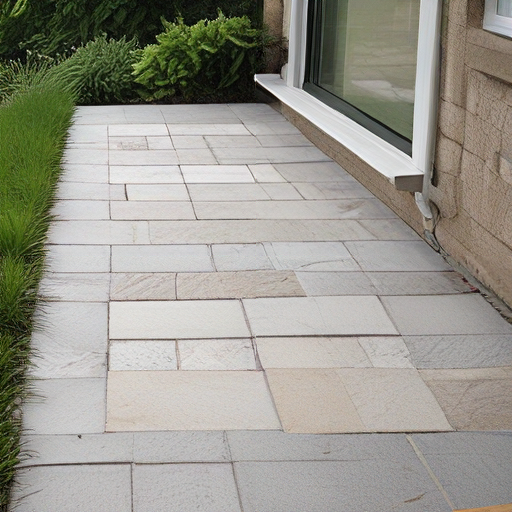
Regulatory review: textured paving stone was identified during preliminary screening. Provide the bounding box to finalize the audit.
[211,244,274,271]
[110,273,176,300]
[133,464,241,512]
[11,465,132,512]
[109,165,182,183]
[38,273,110,302]
[109,136,148,150]
[358,337,415,368]
[109,340,177,371]
[176,271,305,299]
[106,371,280,431]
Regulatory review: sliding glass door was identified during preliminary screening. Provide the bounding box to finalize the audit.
[304,0,421,155]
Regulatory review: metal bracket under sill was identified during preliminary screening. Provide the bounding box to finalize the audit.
[255,74,424,193]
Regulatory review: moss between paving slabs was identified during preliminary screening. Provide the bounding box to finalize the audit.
[0,79,75,511]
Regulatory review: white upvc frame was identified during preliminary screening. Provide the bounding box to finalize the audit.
[484,0,512,38]
[256,0,442,194]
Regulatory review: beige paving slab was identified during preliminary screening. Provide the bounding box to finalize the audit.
[180,165,255,183]
[106,371,281,431]
[109,340,177,371]
[265,368,365,433]
[211,244,274,271]
[111,245,213,273]
[255,337,371,369]
[109,165,183,184]
[178,338,257,370]
[248,164,287,182]
[337,368,453,432]
[420,368,512,430]
[358,219,422,240]
[38,273,110,302]
[110,273,176,300]
[296,271,377,295]
[109,300,251,339]
[243,296,398,337]
[125,184,189,201]
[176,271,305,299]
[110,201,195,220]
[149,220,376,244]
[187,183,270,201]
[358,337,414,368]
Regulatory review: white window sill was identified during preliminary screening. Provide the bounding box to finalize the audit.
[255,74,424,192]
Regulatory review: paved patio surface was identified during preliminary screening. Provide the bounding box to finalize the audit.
[11,104,512,511]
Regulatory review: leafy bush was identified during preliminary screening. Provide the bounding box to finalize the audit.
[49,35,139,105]
[133,13,264,102]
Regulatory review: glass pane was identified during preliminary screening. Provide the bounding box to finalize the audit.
[316,0,420,141]
[497,0,512,17]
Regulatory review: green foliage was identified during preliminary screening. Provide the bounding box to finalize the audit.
[0,76,75,510]
[49,35,139,105]
[133,14,264,102]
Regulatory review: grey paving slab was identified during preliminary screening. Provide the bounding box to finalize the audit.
[358,218,422,240]
[234,460,451,512]
[248,163,287,182]
[67,124,108,142]
[296,271,377,295]
[404,334,512,368]
[47,220,150,245]
[109,135,148,150]
[111,245,213,273]
[20,433,133,466]
[109,124,169,136]
[125,183,189,201]
[56,182,110,200]
[110,273,177,300]
[345,241,453,271]
[132,464,242,512]
[22,378,106,434]
[51,199,110,220]
[110,184,126,200]
[244,121,303,135]
[274,161,353,182]
[109,300,250,339]
[43,245,111,273]
[167,124,250,135]
[38,272,110,302]
[11,465,132,512]
[60,164,109,183]
[294,181,375,199]
[109,165,183,183]
[109,149,178,166]
[188,183,270,201]
[260,182,303,199]
[257,134,314,147]
[109,339,177,371]
[64,148,108,165]
[133,431,230,463]
[211,244,274,271]
[264,241,360,271]
[204,135,261,147]
[171,135,209,148]
[213,145,331,164]
[147,135,174,149]
[243,296,398,336]
[176,148,218,164]
[181,165,255,183]
[110,200,195,220]
[382,294,512,335]
[30,302,108,378]
[411,432,512,510]
[149,219,375,244]
[358,337,414,368]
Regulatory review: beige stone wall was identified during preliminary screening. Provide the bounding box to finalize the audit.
[430,0,512,306]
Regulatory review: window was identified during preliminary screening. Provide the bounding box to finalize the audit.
[484,0,512,37]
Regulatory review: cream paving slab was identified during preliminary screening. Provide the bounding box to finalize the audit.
[147,136,174,149]
[213,146,330,164]
[382,295,512,335]
[248,163,287,182]
[180,165,255,183]
[106,371,281,431]
[194,198,395,220]
[187,183,270,201]
[176,271,305,299]
[420,368,512,430]
[358,337,414,368]
[132,464,242,512]
[296,271,377,295]
[264,241,360,271]
[64,148,108,165]
[111,245,213,273]
[125,183,189,201]
[345,241,453,271]
[110,273,176,301]
[255,337,371,369]
[337,368,453,432]
[211,244,274,271]
[29,302,108,379]
[56,182,110,200]
[108,124,169,136]
[22,378,106,434]
[274,161,354,182]
[166,124,250,135]
[47,220,150,245]
[176,148,217,165]
[171,135,209,149]
[178,338,257,370]
[293,181,375,199]
[260,183,303,200]
[265,368,365,433]
[110,201,195,220]
[242,296,398,336]
[109,149,178,166]
[61,164,109,183]
[38,273,110,302]
[44,245,111,273]
[109,340,177,371]
[109,165,183,183]
[51,199,110,220]
[149,219,376,244]
[109,300,250,339]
